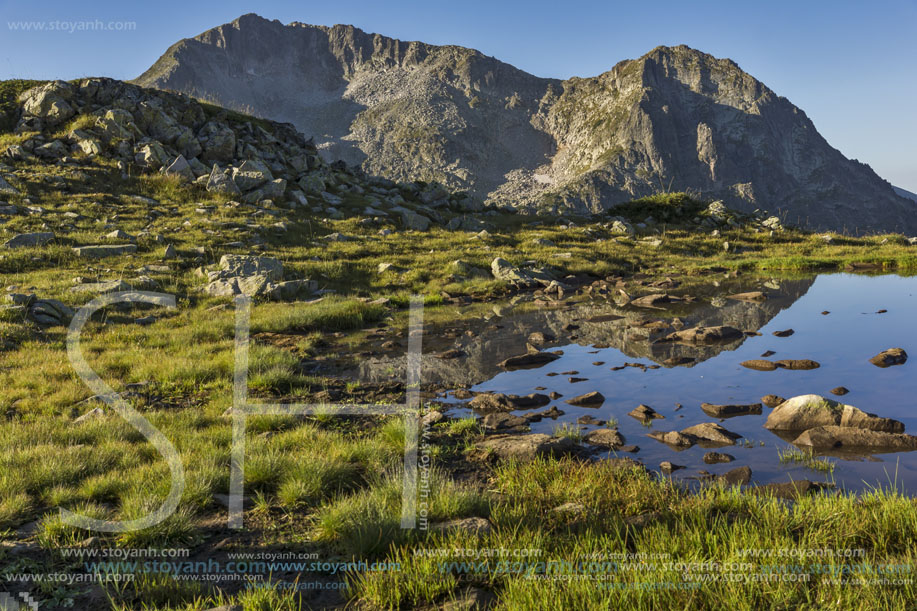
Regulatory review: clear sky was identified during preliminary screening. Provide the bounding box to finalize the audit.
[2,0,914,191]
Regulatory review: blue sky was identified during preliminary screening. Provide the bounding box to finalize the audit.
[1,0,914,191]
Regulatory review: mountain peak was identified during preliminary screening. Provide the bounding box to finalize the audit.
[134,15,914,234]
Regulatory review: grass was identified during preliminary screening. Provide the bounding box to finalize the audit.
[778,446,837,474]
[2,85,917,608]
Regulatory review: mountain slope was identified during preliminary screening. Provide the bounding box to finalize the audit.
[135,13,915,234]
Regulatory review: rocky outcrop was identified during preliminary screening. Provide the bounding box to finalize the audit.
[136,13,917,234]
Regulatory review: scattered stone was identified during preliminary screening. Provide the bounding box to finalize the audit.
[483,413,527,430]
[469,392,550,412]
[772,329,795,337]
[628,404,663,421]
[717,466,752,486]
[680,422,742,446]
[29,299,74,326]
[647,430,696,448]
[584,428,624,449]
[760,350,776,357]
[565,391,605,407]
[764,394,903,433]
[741,359,778,371]
[869,348,907,368]
[703,452,735,464]
[700,402,762,418]
[73,244,138,257]
[774,359,820,370]
[477,434,576,460]
[830,386,850,396]
[659,461,684,473]
[761,395,786,408]
[576,415,605,426]
[3,232,55,248]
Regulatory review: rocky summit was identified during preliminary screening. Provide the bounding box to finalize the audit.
[134,13,915,234]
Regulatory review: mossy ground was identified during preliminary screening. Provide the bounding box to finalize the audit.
[2,148,917,608]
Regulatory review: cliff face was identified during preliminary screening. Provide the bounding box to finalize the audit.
[135,14,915,234]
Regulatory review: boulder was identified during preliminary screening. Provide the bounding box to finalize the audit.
[477,434,576,460]
[401,209,431,231]
[19,81,75,125]
[700,402,762,418]
[565,391,605,407]
[73,244,137,258]
[206,165,241,195]
[163,155,194,182]
[231,159,273,191]
[498,351,560,369]
[469,392,551,412]
[490,257,553,288]
[3,232,55,249]
[764,395,903,433]
[584,428,624,449]
[215,255,283,281]
[680,422,741,446]
[869,348,907,368]
[198,121,236,162]
[29,299,74,326]
[0,175,19,195]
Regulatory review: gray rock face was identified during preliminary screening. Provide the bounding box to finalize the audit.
[136,14,917,234]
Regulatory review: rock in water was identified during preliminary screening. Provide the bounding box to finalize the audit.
[869,348,907,368]
[764,394,903,433]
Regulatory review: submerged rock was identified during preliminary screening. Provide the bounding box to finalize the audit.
[774,359,820,370]
[792,426,917,452]
[741,359,778,371]
[700,402,762,418]
[565,391,605,407]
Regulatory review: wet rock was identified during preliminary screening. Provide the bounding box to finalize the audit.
[469,392,551,412]
[576,415,605,426]
[3,232,55,248]
[628,404,663,421]
[584,428,624,449]
[659,461,684,473]
[524,406,564,421]
[717,466,752,486]
[565,391,605,407]
[869,348,907,368]
[741,359,778,371]
[760,350,776,357]
[681,422,742,446]
[700,402,762,418]
[453,389,473,400]
[658,325,743,344]
[703,452,735,464]
[761,394,786,408]
[792,426,917,452]
[774,359,820,370]
[764,394,903,433]
[772,329,795,337]
[647,430,695,448]
[483,413,527,430]
[618,445,640,453]
[498,351,560,369]
[830,386,850,396]
[477,433,576,460]
[549,391,562,400]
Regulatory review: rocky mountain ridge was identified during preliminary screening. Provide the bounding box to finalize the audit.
[135,13,915,234]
